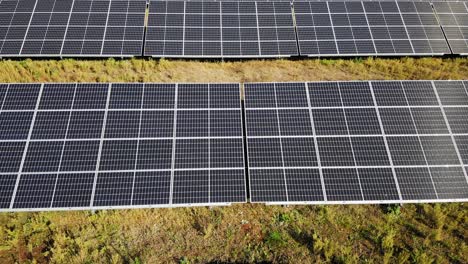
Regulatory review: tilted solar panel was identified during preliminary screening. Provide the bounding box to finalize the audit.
[244,81,468,204]
[62,0,147,56]
[0,0,146,57]
[294,1,451,56]
[0,0,37,55]
[144,0,298,57]
[433,1,468,54]
[0,83,246,211]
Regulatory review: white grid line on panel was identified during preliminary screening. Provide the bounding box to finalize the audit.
[1,107,242,112]
[90,83,112,207]
[398,80,440,198]
[40,0,61,55]
[219,2,223,57]
[305,82,327,201]
[208,83,211,203]
[336,82,365,200]
[239,83,248,202]
[273,83,289,201]
[80,0,94,56]
[0,84,10,111]
[0,167,244,177]
[169,83,178,204]
[4,136,243,142]
[60,0,76,55]
[182,1,185,56]
[326,2,340,54]
[247,164,467,170]
[244,105,468,111]
[50,83,79,207]
[272,2,280,55]
[3,105,468,113]
[368,81,403,201]
[461,81,468,98]
[9,83,44,209]
[245,80,452,85]
[243,133,468,139]
[19,0,40,54]
[100,0,113,55]
[395,0,417,54]
[243,84,253,202]
[130,84,145,205]
[201,2,204,55]
[431,80,468,185]
[343,3,358,54]
[361,1,378,53]
[120,0,131,56]
[255,2,262,56]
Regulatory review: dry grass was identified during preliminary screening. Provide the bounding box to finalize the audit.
[0,57,467,83]
[0,57,467,263]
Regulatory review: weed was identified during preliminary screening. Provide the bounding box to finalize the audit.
[265,231,286,247]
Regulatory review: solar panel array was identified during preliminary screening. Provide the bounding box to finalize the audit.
[295,1,450,55]
[244,81,468,203]
[144,1,298,57]
[0,83,246,210]
[1,80,468,211]
[1,0,468,57]
[0,0,146,57]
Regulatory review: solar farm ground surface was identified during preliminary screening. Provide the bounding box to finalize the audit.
[0,57,467,263]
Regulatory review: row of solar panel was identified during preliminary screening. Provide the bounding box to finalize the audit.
[0,83,246,209]
[244,81,468,202]
[0,81,467,211]
[1,0,468,57]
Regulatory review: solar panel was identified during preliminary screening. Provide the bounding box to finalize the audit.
[0,0,146,57]
[294,1,450,56]
[1,80,467,211]
[20,0,74,56]
[244,81,468,204]
[62,0,146,56]
[0,83,246,211]
[144,1,298,57]
[433,1,468,54]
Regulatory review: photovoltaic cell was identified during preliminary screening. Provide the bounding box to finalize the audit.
[2,84,41,110]
[395,167,437,200]
[0,141,26,173]
[52,173,95,208]
[0,111,34,140]
[455,135,468,165]
[60,140,100,172]
[323,168,362,201]
[430,167,468,199]
[132,171,171,205]
[0,175,18,208]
